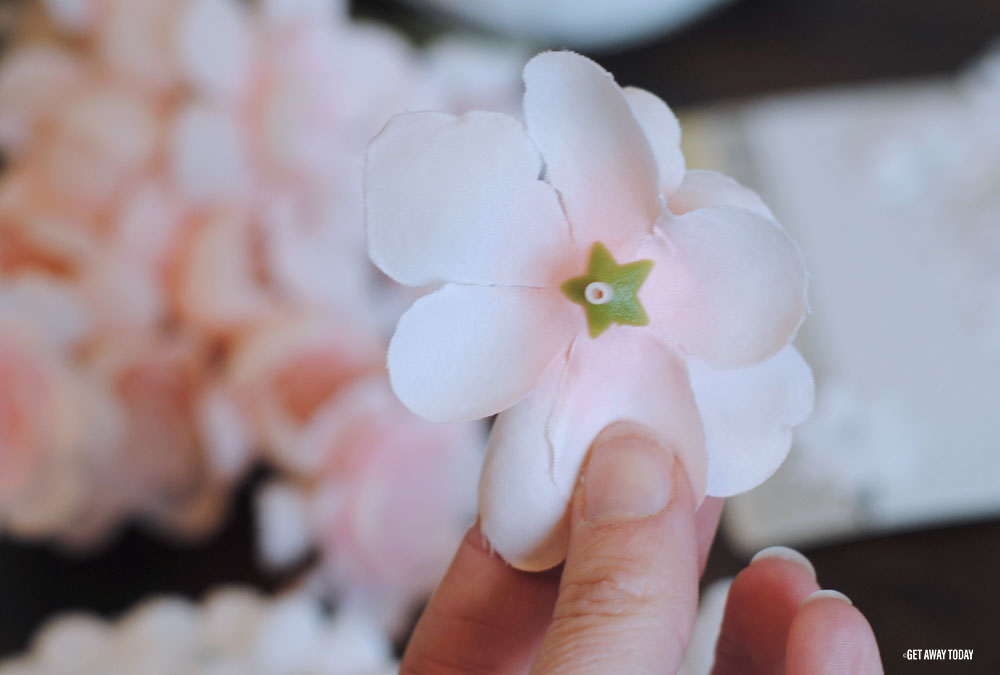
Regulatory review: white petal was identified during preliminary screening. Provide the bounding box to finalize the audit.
[366,110,573,287]
[479,364,571,571]
[641,207,808,367]
[548,330,708,503]
[387,284,576,423]
[198,386,254,481]
[33,615,111,671]
[202,588,266,654]
[256,481,313,568]
[41,0,101,32]
[523,51,661,249]
[480,330,706,571]
[169,104,250,202]
[624,86,685,197]
[668,169,774,219]
[173,0,250,98]
[691,346,814,497]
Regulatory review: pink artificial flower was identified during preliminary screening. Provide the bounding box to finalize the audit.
[0,0,525,546]
[366,51,813,570]
[257,375,483,632]
[225,314,384,473]
[0,278,124,539]
[87,335,235,540]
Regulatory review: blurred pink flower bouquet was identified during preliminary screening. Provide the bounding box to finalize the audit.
[0,0,509,623]
[367,51,814,571]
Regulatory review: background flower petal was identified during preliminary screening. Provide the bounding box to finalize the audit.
[624,86,685,198]
[523,51,661,250]
[366,110,572,287]
[690,345,815,497]
[668,169,774,218]
[387,284,577,423]
[641,206,808,367]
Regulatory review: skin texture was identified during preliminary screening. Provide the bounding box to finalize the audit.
[400,422,882,674]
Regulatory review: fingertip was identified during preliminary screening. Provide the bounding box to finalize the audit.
[533,425,700,674]
[787,591,883,674]
[751,546,817,580]
[800,589,852,607]
[712,548,820,675]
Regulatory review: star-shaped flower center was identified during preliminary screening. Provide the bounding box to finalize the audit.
[561,242,654,338]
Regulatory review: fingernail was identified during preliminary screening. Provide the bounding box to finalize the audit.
[801,589,853,607]
[750,546,817,580]
[584,422,673,522]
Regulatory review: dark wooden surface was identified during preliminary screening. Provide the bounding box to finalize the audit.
[2,0,999,670]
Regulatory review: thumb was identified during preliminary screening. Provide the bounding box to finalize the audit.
[532,422,700,674]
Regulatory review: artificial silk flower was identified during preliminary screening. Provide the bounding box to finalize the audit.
[366,51,812,570]
[256,375,484,633]
[0,0,523,546]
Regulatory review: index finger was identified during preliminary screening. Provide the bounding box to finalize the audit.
[400,522,559,675]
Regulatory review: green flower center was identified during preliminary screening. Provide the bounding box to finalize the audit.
[561,242,654,338]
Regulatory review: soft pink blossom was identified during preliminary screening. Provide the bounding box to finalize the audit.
[0,0,523,547]
[257,376,484,632]
[366,51,813,570]
[226,314,384,473]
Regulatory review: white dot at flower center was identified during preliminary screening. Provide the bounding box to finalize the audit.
[585,281,614,305]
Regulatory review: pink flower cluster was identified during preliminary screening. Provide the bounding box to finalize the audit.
[0,0,499,614]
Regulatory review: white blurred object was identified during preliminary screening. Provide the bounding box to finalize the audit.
[678,579,732,675]
[682,46,1000,551]
[404,0,735,49]
[0,588,397,675]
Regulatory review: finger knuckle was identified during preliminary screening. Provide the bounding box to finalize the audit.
[555,557,657,621]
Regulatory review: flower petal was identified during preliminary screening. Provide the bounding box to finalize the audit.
[523,51,661,249]
[478,364,573,571]
[689,345,814,497]
[173,0,251,99]
[548,329,708,502]
[668,169,774,219]
[388,284,576,423]
[640,206,807,367]
[0,46,82,150]
[624,86,685,198]
[169,104,250,203]
[99,0,176,91]
[366,110,572,287]
[480,329,707,571]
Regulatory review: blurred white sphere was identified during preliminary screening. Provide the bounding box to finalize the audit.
[404,0,735,49]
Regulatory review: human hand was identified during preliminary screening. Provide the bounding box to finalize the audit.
[401,422,882,674]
